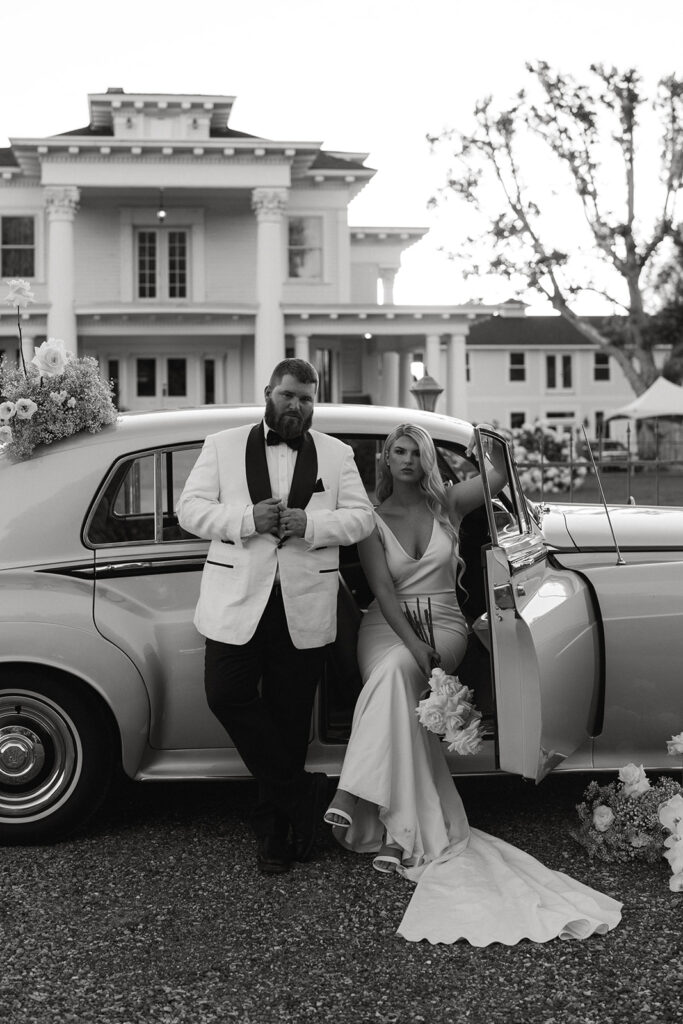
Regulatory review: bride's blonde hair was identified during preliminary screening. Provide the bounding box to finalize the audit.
[376,423,466,585]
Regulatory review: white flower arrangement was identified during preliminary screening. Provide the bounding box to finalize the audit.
[572,736,683,889]
[416,666,485,756]
[0,280,117,460]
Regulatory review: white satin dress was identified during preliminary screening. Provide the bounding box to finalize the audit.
[334,512,622,946]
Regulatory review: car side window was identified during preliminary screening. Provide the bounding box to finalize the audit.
[85,445,203,546]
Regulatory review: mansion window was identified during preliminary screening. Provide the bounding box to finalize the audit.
[510,411,526,430]
[594,352,610,381]
[136,228,188,299]
[1,216,35,277]
[546,354,573,390]
[508,352,526,382]
[288,216,322,280]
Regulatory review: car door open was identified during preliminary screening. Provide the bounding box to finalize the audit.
[474,427,602,782]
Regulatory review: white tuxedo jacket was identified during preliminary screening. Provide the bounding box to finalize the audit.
[176,422,374,649]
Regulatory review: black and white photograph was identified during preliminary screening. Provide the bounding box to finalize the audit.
[1,1,682,1021]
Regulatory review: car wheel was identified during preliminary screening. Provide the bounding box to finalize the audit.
[0,670,114,844]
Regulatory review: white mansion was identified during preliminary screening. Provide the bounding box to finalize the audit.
[0,88,638,436]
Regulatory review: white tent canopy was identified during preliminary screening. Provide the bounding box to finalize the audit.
[608,377,683,420]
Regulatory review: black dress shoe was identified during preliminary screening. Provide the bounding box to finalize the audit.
[256,835,291,875]
[291,773,329,862]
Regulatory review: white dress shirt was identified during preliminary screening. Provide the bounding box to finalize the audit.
[240,421,315,544]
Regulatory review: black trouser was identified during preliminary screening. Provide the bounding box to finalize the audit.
[204,584,326,838]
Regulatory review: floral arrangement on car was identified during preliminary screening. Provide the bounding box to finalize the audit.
[571,733,683,891]
[405,598,485,756]
[0,279,117,460]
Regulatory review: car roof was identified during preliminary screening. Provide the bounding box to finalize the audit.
[0,404,474,569]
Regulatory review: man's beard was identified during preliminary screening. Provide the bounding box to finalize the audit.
[264,396,313,439]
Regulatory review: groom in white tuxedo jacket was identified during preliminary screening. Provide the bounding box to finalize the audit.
[177,359,373,874]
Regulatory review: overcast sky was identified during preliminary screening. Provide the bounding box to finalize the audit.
[2,0,682,305]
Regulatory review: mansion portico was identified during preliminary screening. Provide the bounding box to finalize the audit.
[0,88,502,415]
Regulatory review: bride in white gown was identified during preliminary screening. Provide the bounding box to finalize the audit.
[324,423,621,946]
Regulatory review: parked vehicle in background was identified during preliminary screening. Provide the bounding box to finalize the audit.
[579,437,630,469]
[1,405,682,843]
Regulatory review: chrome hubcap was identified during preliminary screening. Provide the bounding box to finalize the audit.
[0,694,79,820]
[0,726,46,783]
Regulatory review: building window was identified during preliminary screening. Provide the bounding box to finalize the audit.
[594,352,610,381]
[1,216,35,277]
[510,411,526,430]
[509,352,526,382]
[136,228,188,299]
[204,359,215,404]
[545,411,575,433]
[595,410,606,437]
[136,358,156,397]
[288,216,322,279]
[546,354,573,390]
[108,359,120,408]
[167,358,187,398]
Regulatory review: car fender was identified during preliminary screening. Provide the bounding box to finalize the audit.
[0,621,150,777]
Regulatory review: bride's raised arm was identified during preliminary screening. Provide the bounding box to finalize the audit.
[358,528,440,678]
[446,427,508,524]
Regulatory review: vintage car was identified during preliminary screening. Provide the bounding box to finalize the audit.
[0,404,682,844]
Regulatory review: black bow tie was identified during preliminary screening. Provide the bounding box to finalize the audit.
[266,430,303,451]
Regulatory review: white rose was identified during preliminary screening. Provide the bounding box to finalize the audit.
[0,401,16,421]
[66,397,76,409]
[445,718,483,756]
[416,692,449,734]
[0,424,12,443]
[664,836,683,875]
[666,732,683,756]
[618,763,651,797]
[592,805,615,832]
[428,667,450,693]
[659,795,683,833]
[669,872,683,893]
[32,338,68,378]
[3,278,34,308]
[14,398,37,420]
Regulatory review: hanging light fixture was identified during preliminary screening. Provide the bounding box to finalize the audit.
[156,188,166,223]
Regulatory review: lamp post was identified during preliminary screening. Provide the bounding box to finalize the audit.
[410,372,444,412]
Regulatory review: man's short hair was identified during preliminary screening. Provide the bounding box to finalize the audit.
[269,358,319,389]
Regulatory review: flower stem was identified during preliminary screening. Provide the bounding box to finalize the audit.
[16,308,27,377]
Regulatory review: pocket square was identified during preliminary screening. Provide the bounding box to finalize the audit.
[313,478,325,493]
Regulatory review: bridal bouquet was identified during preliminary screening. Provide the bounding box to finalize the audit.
[571,741,683,883]
[1,280,117,460]
[415,667,485,756]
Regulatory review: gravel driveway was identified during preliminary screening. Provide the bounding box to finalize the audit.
[1,773,681,1024]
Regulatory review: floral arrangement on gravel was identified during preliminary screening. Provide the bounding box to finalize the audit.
[571,733,683,890]
[0,279,117,460]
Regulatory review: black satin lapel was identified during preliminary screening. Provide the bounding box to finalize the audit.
[245,422,272,504]
[287,432,318,509]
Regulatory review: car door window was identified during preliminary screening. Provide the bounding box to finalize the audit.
[85,445,203,546]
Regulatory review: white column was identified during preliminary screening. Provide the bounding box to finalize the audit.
[380,350,400,406]
[331,350,342,403]
[20,329,35,365]
[251,187,288,401]
[424,334,441,381]
[399,350,413,408]
[379,266,397,305]
[294,334,310,361]
[225,347,242,403]
[45,186,80,354]
[446,328,469,420]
